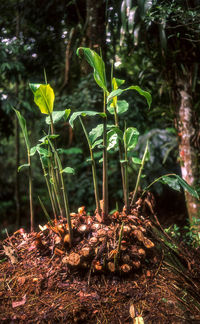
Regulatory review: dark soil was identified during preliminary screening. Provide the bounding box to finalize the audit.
[1,195,200,323]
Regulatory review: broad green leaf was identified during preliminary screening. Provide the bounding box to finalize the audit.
[132,157,142,165]
[69,111,106,128]
[156,174,199,199]
[107,86,152,108]
[61,167,75,175]
[77,47,107,92]
[89,124,103,144]
[30,84,55,115]
[108,100,129,115]
[91,139,103,149]
[57,147,82,155]
[160,176,181,192]
[107,128,123,151]
[13,108,30,150]
[124,127,139,151]
[45,109,71,125]
[18,163,30,172]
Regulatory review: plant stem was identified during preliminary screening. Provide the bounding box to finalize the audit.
[79,117,101,215]
[102,91,108,221]
[48,138,72,245]
[28,152,34,232]
[113,105,126,210]
[49,156,63,217]
[141,173,176,197]
[131,141,149,206]
[124,126,129,214]
[40,155,57,219]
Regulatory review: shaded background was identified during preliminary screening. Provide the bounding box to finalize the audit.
[0,0,200,237]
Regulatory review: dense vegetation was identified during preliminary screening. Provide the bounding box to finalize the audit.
[0,0,200,238]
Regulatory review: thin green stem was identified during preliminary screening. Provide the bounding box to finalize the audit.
[102,91,108,221]
[131,141,149,206]
[123,125,129,214]
[48,138,72,245]
[113,105,126,209]
[79,117,101,215]
[28,151,34,232]
[40,155,57,219]
[49,155,63,217]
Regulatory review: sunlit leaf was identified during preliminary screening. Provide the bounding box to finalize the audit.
[30,145,38,156]
[124,127,139,151]
[91,139,103,149]
[107,128,123,151]
[69,111,106,128]
[132,157,142,165]
[107,85,152,108]
[45,109,71,125]
[89,124,104,143]
[77,47,107,92]
[61,167,75,175]
[108,100,129,115]
[30,83,55,115]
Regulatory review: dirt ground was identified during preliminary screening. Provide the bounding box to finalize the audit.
[1,197,200,323]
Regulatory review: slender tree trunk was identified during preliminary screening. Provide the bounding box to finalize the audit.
[175,76,200,227]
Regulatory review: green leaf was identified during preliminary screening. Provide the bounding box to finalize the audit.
[39,134,59,143]
[89,124,104,143]
[108,100,129,115]
[113,78,125,88]
[91,139,103,149]
[77,47,107,92]
[107,128,123,151]
[69,111,106,128]
[124,127,139,151]
[45,109,71,125]
[61,167,75,175]
[30,84,55,115]
[30,146,38,156]
[160,176,181,192]
[158,174,199,199]
[18,163,30,172]
[107,86,152,108]
[13,108,30,150]
[132,157,142,165]
[37,146,50,157]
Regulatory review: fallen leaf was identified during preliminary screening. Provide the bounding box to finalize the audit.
[3,245,18,264]
[12,294,26,308]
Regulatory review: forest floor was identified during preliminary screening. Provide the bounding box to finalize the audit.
[1,194,200,323]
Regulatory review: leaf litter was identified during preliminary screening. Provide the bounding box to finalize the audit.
[1,194,200,323]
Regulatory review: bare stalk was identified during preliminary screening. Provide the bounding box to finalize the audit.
[131,141,149,206]
[123,126,129,214]
[27,152,34,232]
[48,139,72,245]
[102,91,108,221]
[79,116,101,215]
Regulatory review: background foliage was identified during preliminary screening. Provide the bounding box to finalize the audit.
[0,0,199,235]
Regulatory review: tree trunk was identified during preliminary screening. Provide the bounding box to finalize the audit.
[175,76,200,227]
[85,0,106,53]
